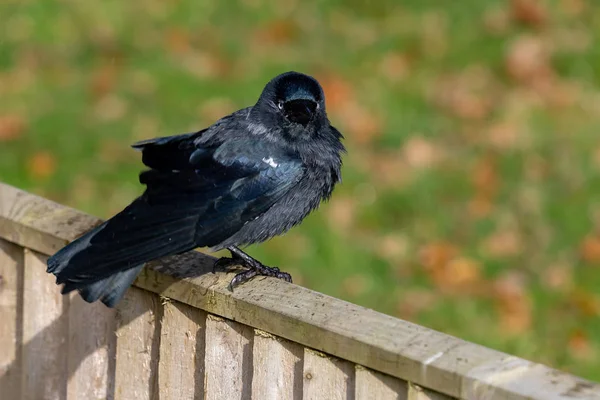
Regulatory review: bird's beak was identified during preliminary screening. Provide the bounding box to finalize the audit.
[283,99,317,125]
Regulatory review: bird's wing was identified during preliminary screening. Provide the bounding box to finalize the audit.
[130,110,247,171]
[131,129,209,171]
[138,137,306,246]
[50,134,304,286]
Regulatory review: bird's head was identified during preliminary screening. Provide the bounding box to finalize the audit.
[255,72,327,138]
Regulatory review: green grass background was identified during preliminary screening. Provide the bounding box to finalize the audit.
[1,0,600,381]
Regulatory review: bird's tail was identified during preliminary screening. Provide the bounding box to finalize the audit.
[47,196,199,307]
[68,263,144,307]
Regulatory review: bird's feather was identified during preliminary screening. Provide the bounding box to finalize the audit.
[48,133,304,304]
[47,71,343,307]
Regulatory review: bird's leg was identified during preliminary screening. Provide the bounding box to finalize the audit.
[215,246,292,289]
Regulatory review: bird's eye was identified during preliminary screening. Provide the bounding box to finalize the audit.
[278,101,284,110]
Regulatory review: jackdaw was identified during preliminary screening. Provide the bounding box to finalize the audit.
[47,71,345,307]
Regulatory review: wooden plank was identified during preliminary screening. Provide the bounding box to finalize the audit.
[135,252,600,400]
[0,239,24,398]
[114,287,161,400]
[0,182,101,255]
[204,314,253,400]
[355,365,408,400]
[462,356,600,400]
[158,299,206,400]
[407,383,455,400]
[22,249,69,400]
[251,330,303,400]
[66,294,116,400]
[3,182,600,400]
[303,348,355,400]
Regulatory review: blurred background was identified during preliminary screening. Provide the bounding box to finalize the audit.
[1,0,599,381]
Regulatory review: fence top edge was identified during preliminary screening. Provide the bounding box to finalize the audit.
[1,181,598,400]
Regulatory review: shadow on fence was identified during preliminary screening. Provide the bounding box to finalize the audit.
[0,249,218,399]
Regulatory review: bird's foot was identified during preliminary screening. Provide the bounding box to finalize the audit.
[229,261,292,289]
[215,246,293,290]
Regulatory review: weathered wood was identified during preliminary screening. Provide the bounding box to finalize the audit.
[462,356,600,400]
[0,239,23,399]
[0,182,101,256]
[355,366,408,400]
[2,182,600,400]
[22,249,69,400]
[114,287,161,400]
[303,348,355,400]
[158,299,206,400]
[251,330,303,400]
[408,383,455,400]
[204,314,254,400]
[67,294,116,400]
[136,252,600,400]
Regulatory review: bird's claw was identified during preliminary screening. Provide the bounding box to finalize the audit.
[228,269,259,290]
[216,246,293,290]
[223,259,292,290]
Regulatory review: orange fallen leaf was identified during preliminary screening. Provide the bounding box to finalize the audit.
[367,151,411,189]
[0,115,26,142]
[165,27,191,55]
[90,64,118,100]
[432,67,496,121]
[468,154,499,218]
[181,50,231,80]
[541,263,573,292]
[468,195,494,219]
[544,80,581,110]
[453,91,492,120]
[379,52,410,83]
[510,0,548,28]
[486,122,520,150]
[569,290,600,317]
[253,19,299,45]
[473,154,499,198]
[444,257,482,289]
[317,73,355,114]
[580,234,600,263]
[482,229,523,258]
[377,233,410,264]
[505,35,554,85]
[493,271,532,334]
[420,241,458,273]
[568,329,594,361]
[420,242,484,294]
[397,289,438,320]
[339,101,382,145]
[401,136,441,170]
[27,151,57,180]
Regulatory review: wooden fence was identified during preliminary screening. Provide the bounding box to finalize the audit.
[0,181,599,400]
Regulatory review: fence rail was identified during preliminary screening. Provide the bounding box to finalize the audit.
[0,181,599,400]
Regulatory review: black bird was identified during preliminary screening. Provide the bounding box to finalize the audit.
[47,71,345,307]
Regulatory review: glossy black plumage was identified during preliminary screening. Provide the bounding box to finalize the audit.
[47,71,345,307]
